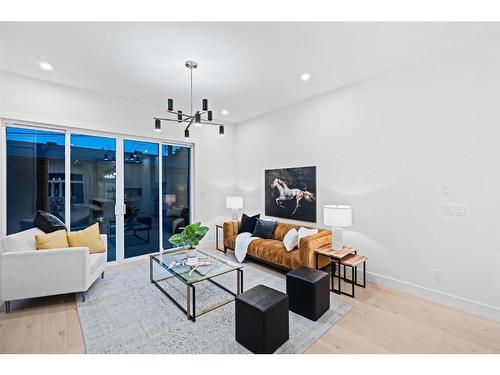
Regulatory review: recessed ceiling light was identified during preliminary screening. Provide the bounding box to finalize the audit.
[300,73,311,82]
[39,62,53,71]
[221,110,229,116]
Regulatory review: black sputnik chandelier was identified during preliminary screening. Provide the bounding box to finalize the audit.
[154,60,225,139]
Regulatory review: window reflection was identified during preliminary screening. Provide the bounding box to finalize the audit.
[162,144,191,249]
[70,134,117,261]
[6,127,65,234]
[123,140,160,258]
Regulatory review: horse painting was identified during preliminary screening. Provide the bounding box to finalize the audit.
[265,166,316,222]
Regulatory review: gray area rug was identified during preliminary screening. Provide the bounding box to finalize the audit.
[76,251,351,354]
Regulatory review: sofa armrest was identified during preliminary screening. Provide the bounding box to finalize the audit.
[298,230,332,268]
[0,247,90,301]
[100,234,108,252]
[223,220,240,250]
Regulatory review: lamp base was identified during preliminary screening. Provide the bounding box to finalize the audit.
[231,210,239,221]
[332,226,343,251]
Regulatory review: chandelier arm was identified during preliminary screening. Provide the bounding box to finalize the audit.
[185,115,195,131]
[200,121,225,126]
[166,110,193,119]
[155,117,224,126]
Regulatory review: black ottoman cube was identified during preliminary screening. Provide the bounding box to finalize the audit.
[235,284,289,354]
[286,267,330,321]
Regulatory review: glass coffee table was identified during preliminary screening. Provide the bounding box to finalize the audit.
[149,247,243,322]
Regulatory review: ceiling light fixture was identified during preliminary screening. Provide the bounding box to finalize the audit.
[221,109,229,116]
[300,72,311,81]
[39,62,53,71]
[219,125,225,137]
[154,60,225,137]
[154,118,161,132]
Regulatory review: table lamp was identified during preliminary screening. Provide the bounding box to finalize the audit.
[226,196,243,220]
[324,205,352,250]
[164,193,176,208]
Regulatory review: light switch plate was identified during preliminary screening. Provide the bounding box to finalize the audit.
[441,204,468,217]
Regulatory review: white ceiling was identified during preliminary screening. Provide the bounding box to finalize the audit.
[0,22,498,124]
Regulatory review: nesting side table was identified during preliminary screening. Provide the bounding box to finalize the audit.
[315,245,367,298]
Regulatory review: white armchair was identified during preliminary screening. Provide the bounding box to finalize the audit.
[0,227,107,313]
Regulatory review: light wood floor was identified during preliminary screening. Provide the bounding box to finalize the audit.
[1,266,500,354]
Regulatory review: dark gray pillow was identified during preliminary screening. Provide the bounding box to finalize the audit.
[34,210,67,233]
[252,218,277,239]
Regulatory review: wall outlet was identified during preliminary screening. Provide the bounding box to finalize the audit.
[433,269,442,282]
[441,204,468,217]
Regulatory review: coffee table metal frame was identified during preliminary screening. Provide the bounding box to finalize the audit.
[150,249,243,322]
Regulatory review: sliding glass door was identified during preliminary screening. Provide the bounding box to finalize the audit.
[5,126,65,234]
[70,134,117,261]
[123,139,160,258]
[162,144,191,249]
[3,123,191,261]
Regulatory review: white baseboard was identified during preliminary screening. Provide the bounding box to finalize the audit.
[365,270,500,321]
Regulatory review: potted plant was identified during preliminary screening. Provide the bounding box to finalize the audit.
[168,222,209,249]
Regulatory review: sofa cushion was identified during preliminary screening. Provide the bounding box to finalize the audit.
[34,210,67,233]
[273,222,300,241]
[248,239,285,264]
[252,218,277,239]
[67,223,106,254]
[35,229,70,250]
[247,239,302,269]
[1,227,44,253]
[297,227,318,246]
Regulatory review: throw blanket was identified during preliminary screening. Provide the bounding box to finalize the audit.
[235,232,259,263]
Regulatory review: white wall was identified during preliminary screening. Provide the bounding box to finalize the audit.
[0,71,237,243]
[235,36,500,320]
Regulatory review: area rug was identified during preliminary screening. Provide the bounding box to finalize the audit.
[76,251,351,354]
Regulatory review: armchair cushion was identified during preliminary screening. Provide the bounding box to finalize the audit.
[35,229,69,250]
[67,223,105,253]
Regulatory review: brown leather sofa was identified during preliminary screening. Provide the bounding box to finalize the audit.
[223,220,331,270]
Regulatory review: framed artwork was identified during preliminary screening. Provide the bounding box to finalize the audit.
[265,166,316,222]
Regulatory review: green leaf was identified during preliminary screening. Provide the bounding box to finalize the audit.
[168,233,185,245]
[169,222,208,248]
[184,225,196,238]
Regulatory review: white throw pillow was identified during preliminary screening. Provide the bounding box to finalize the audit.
[297,227,318,247]
[283,228,299,252]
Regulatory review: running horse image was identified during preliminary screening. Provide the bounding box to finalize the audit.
[265,166,317,222]
[271,178,316,215]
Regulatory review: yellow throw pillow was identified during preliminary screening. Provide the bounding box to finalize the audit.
[35,229,69,250]
[67,223,106,254]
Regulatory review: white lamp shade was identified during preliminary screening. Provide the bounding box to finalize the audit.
[324,205,352,227]
[226,196,243,210]
[164,194,176,204]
